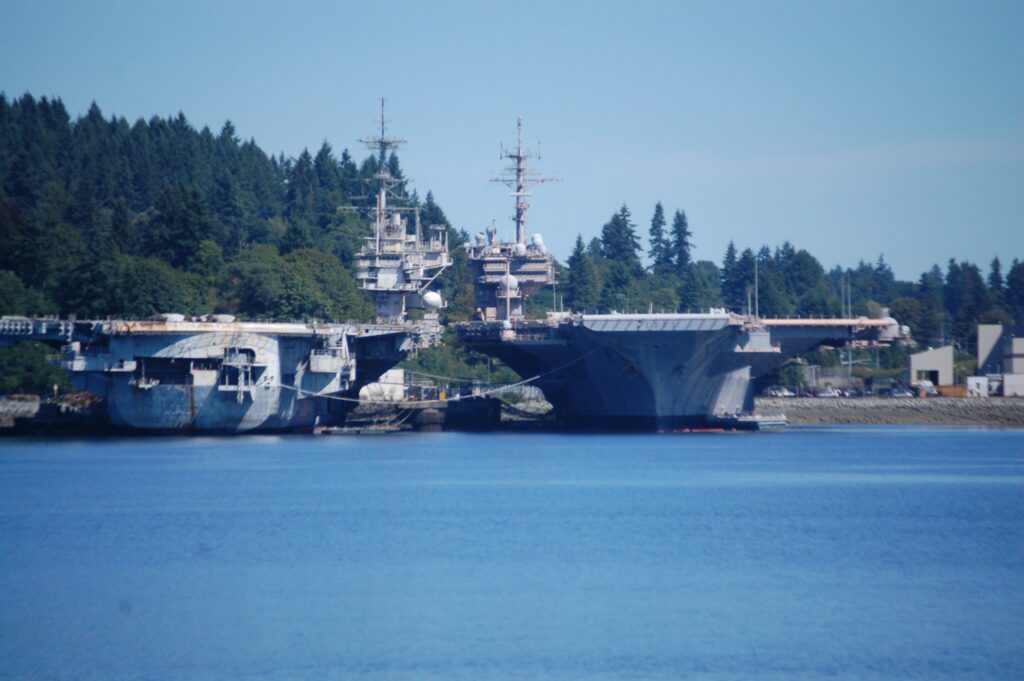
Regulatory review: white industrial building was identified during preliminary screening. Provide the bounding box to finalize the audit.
[909,345,954,387]
[976,324,1024,397]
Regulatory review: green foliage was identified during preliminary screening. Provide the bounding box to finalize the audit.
[778,364,805,388]
[889,297,922,335]
[0,271,52,315]
[0,342,71,395]
[944,259,992,353]
[564,234,598,312]
[600,205,642,275]
[0,93,471,326]
[914,266,944,347]
[647,202,671,275]
[598,261,635,312]
[223,245,370,320]
[112,256,212,317]
[400,333,519,385]
[669,209,692,278]
[1005,259,1024,324]
[721,241,740,308]
[682,261,723,310]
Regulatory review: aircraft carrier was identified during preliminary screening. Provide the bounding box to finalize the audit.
[0,316,421,432]
[459,312,901,430]
[0,103,449,433]
[455,121,904,430]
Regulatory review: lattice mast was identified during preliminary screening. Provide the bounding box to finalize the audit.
[360,98,408,251]
[492,118,558,244]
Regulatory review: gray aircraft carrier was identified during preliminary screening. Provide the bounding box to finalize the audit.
[0,316,421,432]
[456,120,904,430]
[459,312,901,430]
[0,103,449,433]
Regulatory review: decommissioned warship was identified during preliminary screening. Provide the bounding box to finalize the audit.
[455,120,903,430]
[0,104,450,433]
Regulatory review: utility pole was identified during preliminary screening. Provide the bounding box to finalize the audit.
[754,256,759,319]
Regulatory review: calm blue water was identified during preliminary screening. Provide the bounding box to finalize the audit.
[1,427,1023,680]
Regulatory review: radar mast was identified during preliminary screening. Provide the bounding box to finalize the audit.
[492,117,559,245]
[466,119,557,321]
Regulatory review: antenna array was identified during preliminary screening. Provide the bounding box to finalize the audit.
[491,118,559,244]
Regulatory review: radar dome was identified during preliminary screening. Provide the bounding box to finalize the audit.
[498,274,519,291]
[513,243,528,256]
[531,233,545,248]
[422,291,443,310]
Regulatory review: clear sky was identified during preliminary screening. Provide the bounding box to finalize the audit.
[1,0,1021,279]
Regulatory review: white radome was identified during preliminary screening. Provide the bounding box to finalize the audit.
[422,291,443,310]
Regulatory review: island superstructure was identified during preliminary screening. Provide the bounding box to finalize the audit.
[462,119,555,321]
[456,122,904,430]
[354,99,449,328]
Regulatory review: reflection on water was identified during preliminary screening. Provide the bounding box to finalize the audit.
[2,427,1023,680]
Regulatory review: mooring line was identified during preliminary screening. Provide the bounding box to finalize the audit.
[280,349,596,407]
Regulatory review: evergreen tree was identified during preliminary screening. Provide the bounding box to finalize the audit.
[647,202,670,274]
[989,257,1005,301]
[565,234,598,312]
[148,185,214,269]
[598,261,633,313]
[873,254,896,304]
[669,209,692,278]
[784,249,826,297]
[720,241,739,310]
[1006,259,1024,323]
[600,204,642,275]
[686,261,723,310]
[915,266,945,347]
[110,197,137,254]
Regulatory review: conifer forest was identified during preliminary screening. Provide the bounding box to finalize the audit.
[1,93,1021,385]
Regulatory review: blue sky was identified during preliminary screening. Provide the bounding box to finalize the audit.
[1,0,1021,279]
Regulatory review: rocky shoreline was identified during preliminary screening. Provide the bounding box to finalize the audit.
[757,397,1024,427]
[6,395,1024,432]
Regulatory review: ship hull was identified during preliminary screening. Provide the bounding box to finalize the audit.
[2,318,414,433]
[459,313,897,431]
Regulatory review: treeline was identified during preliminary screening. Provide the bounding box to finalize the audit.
[562,202,1023,353]
[2,94,1020,355]
[0,93,471,321]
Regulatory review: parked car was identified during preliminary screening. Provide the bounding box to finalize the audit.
[763,386,797,398]
[883,387,914,398]
[816,388,841,398]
